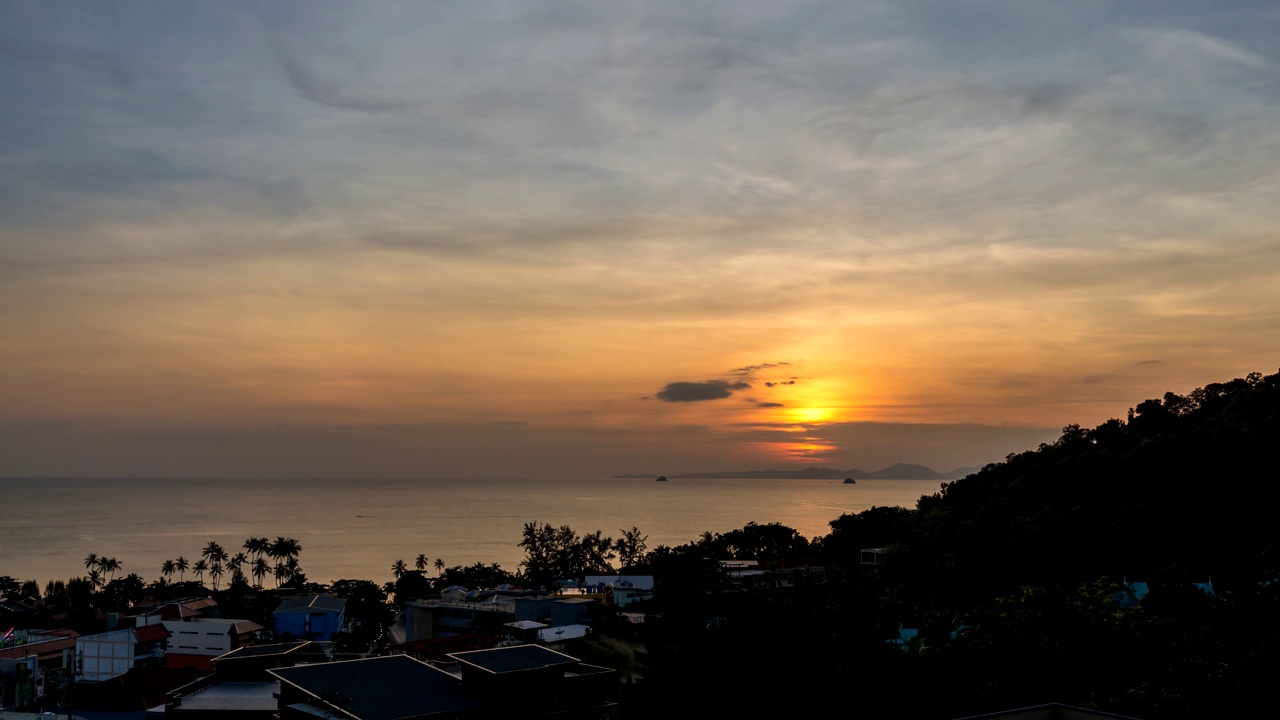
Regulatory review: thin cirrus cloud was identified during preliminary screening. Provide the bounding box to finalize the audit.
[1,1,1279,477]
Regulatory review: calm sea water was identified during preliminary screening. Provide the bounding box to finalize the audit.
[0,477,942,586]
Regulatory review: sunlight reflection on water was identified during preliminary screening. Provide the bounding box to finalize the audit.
[0,477,941,584]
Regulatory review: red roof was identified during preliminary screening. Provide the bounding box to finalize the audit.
[134,624,170,643]
[0,635,77,661]
[158,604,201,620]
[165,653,216,672]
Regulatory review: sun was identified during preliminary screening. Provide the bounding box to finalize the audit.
[782,406,838,424]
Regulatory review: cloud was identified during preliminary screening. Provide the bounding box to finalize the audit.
[763,381,796,387]
[728,362,790,378]
[0,39,137,88]
[272,33,412,113]
[655,380,751,402]
[756,402,784,408]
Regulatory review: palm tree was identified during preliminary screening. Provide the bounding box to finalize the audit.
[202,541,217,562]
[100,557,121,581]
[415,554,428,572]
[193,559,208,586]
[273,562,287,588]
[252,557,269,588]
[175,556,189,582]
[229,553,248,586]
[161,559,176,584]
[84,553,99,573]
[87,568,102,589]
[271,537,301,564]
[209,562,224,591]
[392,559,408,579]
[434,558,445,574]
[244,537,268,561]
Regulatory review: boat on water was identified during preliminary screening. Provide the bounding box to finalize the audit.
[843,477,856,484]
[656,475,668,482]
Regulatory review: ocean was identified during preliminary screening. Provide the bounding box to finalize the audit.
[0,476,943,586]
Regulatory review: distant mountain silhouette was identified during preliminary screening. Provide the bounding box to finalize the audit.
[657,463,977,480]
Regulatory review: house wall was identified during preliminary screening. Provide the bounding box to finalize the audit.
[406,603,513,639]
[273,611,343,641]
[76,629,142,682]
[550,600,596,626]
[163,622,231,656]
[405,603,435,641]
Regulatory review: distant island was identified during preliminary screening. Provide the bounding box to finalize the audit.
[611,463,980,481]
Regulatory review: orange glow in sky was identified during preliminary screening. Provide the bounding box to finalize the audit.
[2,3,1278,478]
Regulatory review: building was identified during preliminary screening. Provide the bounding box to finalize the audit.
[272,654,483,720]
[163,619,266,671]
[580,576,654,607]
[271,596,346,641]
[449,645,616,715]
[1,629,79,710]
[165,642,316,720]
[513,596,598,627]
[269,645,616,719]
[0,628,79,686]
[502,621,591,649]
[75,625,170,682]
[405,597,516,641]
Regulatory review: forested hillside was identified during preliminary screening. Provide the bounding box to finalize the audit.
[628,369,1280,718]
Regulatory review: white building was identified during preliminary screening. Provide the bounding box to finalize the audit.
[163,619,264,657]
[75,625,169,682]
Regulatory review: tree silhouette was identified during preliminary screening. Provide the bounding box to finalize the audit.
[229,553,248,586]
[415,554,428,572]
[245,537,269,561]
[434,558,445,574]
[175,556,189,582]
[392,559,408,579]
[614,527,649,570]
[252,557,269,588]
[271,537,301,563]
[203,541,228,567]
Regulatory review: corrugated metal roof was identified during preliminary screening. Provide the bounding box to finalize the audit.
[450,644,578,674]
[274,595,347,614]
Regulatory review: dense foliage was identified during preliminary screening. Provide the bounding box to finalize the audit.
[622,368,1280,718]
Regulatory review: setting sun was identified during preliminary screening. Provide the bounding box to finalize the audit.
[783,406,839,424]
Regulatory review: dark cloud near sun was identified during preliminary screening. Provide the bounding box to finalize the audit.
[756,402,784,408]
[728,362,790,378]
[656,380,751,402]
[658,361,800,402]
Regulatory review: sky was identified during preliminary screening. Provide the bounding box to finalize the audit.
[2,1,1278,478]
